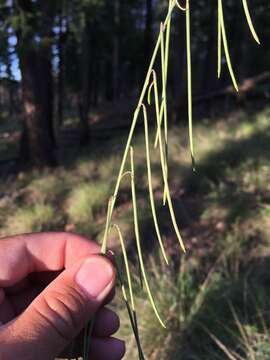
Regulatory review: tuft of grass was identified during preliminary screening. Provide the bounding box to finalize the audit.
[5,203,56,235]
[26,173,69,203]
[117,254,223,360]
[67,182,111,224]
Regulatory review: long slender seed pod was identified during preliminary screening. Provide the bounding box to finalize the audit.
[165,190,186,253]
[151,70,161,133]
[149,77,170,207]
[152,71,170,208]
[217,0,222,78]
[186,0,195,169]
[218,0,239,92]
[101,196,114,254]
[242,0,260,44]
[130,146,166,328]
[163,0,174,202]
[142,104,169,264]
[154,98,165,148]
[155,96,186,253]
[160,22,168,184]
[102,2,177,249]
[147,80,155,105]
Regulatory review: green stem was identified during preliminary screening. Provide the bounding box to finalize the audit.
[101,2,177,252]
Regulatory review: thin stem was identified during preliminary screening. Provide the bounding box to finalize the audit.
[112,224,136,310]
[83,317,95,360]
[130,146,166,328]
[114,256,145,360]
[142,104,169,264]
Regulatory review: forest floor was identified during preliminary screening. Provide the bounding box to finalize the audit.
[0,103,270,359]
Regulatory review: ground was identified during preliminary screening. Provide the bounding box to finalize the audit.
[0,102,270,359]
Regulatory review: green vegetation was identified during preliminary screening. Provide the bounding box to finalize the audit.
[0,106,269,358]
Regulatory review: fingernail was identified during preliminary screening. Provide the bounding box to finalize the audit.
[76,256,114,299]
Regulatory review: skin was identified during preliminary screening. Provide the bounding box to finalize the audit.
[0,232,125,360]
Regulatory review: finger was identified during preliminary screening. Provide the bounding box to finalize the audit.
[0,290,14,323]
[0,232,100,287]
[93,307,120,337]
[8,285,43,317]
[104,287,115,305]
[0,255,116,359]
[89,337,125,360]
[5,278,30,295]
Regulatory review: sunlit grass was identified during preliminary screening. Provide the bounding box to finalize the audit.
[4,203,56,235]
[67,181,111,224]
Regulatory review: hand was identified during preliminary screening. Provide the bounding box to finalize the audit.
[0,232,125,360]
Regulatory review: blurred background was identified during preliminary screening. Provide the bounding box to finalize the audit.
[0,0,270,359]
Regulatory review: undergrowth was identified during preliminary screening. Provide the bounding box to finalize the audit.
[0,106,269,359]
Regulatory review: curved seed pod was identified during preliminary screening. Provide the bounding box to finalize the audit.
[130,146,166,328]
[142,104,169,264]
[147,80,155,105]
[154,100,165,148]
[217,0,222,78]
[160,22,169,188]
[101,196,114,254]
[186,0,195,169]
[175,0,187,11]
[218,0,239,92]
[242,0,260,44]
[154,98,186,253]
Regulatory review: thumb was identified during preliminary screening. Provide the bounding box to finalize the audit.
[3,255,115,359]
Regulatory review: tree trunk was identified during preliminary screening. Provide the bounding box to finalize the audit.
[172,10,186,123]
[17,0,56,167]
[78,19,91,146]
[112,0,120,100]
[19,44,56,167]
[203,2,218,93]
[57,12,64,129]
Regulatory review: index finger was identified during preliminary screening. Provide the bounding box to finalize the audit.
[0,232,101,287]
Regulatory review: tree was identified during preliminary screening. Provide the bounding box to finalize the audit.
[16,0,56,167]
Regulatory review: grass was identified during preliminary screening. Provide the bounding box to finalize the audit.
[0,105,269,359]
[66,181,111,227]
[4,203,57,235]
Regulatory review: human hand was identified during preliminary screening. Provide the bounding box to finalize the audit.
[0,232,125,360]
